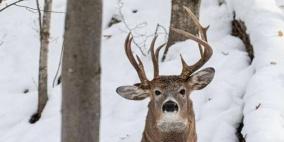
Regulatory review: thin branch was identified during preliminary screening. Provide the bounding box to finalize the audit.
[117,1,168,57]
[52,45,64,87]
[146,24,168,54]
[117,2,147,56]
[15,3,64,13]
[0,0,25,12]
[35,0,42,39]
[154,24,159,36]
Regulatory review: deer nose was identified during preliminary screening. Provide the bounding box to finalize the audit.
[162,100,178,112]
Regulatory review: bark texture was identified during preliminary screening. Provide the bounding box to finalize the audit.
[30,0,52,124]
[61,0,102,141]
[231,13,254,62]
[162,0,201,61]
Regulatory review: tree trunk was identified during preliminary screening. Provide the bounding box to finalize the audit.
[61,0,102,141]
[30,0,52,124]
[162,0,201,61]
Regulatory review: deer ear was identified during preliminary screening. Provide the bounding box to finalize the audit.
[116,86,150,100]
[187,67,215,90]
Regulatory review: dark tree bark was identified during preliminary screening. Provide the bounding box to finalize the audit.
[61,0,102,141]
[236,118,246,142]
[162,0,201,61]
[231,12,254,62]
[30,0,53,124]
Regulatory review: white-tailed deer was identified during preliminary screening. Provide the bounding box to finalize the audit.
[116,7,214,142]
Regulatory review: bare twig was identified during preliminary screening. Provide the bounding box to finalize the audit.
[14,3,64,13]
[146,24,168,54]
[52,45,64,87]
[35,0,42,36]
[0,0,63,13]
[255,103,261,110]
[0,0,25,12]
[117,1,147,56]
[116,0,168,57]
[117,1,167,56]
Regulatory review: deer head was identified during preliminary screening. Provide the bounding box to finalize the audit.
[116,7,214,141]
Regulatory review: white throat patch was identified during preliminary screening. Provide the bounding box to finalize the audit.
[157,112,188,133]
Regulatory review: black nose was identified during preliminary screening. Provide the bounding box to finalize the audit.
[162,101,178,112]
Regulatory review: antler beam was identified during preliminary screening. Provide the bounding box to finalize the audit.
[124,33,150,88]
[172,6,213,80]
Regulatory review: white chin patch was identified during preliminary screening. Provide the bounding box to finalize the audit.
[157,112,187,133]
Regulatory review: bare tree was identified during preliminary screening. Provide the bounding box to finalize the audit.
[29,0,53,124]
[61,0,102,141]
[162,0,201,61]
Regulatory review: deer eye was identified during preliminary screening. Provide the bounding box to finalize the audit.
[179,89,185,95]
[154,90,161,96]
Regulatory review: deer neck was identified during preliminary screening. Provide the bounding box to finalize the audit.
[142,102,197,142]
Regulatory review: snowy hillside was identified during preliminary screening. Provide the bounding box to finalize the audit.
[0,0,65,141]
[0,0,284,142]
[227,0,284,141]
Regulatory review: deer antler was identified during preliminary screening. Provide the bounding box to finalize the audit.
[124,7,211,84]
[172,7,213,80]
[150,36,166,79]
[125,33,150,88]
[125,33,166,87]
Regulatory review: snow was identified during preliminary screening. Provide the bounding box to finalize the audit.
[0,0,65,142]
[0,0,284,142]
[226,0,284,141]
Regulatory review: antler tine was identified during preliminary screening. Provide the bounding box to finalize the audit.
[183,6,208,41]
[124,33,150,88]
[184,6,210,58]
[150,36,159,79]
[198,41,204,58]
[135,55,149,84]
[171,27,213,80]
[180,54,193,76]
[150,36,166,79]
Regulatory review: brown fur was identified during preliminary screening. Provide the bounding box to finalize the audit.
[117,9,215,140]
[117,69,214,142]
[142,88,197,142]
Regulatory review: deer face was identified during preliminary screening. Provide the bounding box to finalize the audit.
[117,68,214,132]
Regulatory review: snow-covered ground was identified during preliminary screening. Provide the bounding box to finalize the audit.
[0,0,284,142]
[0,0,65,142]
[227,0,284,141]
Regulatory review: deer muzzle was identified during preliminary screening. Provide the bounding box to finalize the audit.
[162,100,179,113]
